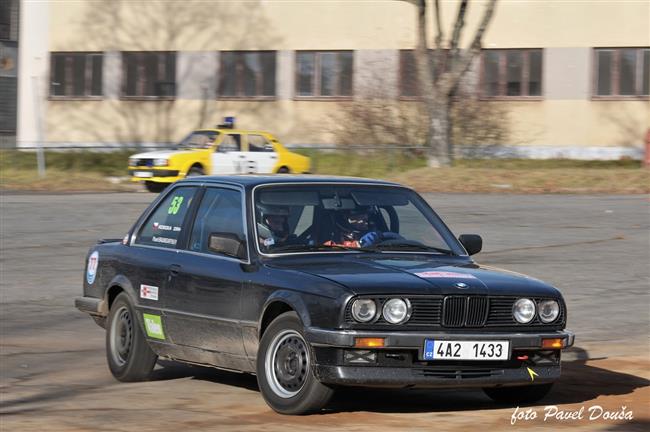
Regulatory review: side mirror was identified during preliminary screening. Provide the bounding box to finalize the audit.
[208,232,246,259]
[458,234,482,256]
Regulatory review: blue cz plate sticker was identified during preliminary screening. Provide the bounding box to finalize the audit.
[423,339,510,361]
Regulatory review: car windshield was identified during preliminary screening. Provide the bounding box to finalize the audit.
[254,185,461,255]
[176,131,219,150]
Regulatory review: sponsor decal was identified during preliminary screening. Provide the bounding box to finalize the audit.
[143,313,165,340]
[414,271,477,279]
[140,284,159,301]
[168,196,184,215]
[152,236,177,246]
[86,251,99,284]
[153,222,180,232]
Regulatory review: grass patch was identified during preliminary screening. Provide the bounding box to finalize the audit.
[0,150,132,176]
[1,149,647,193]
[389,166,650,194]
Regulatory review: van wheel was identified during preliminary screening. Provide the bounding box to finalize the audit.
[106,293,158,382]
[256,312,334,414]
[276,166,290,174]
[144,181,167,193]
[483,383,553,404]
[187,166,204,177]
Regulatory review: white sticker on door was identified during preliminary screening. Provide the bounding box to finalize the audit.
[140,284,159,301]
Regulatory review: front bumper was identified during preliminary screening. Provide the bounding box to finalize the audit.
[305,327,574,388]
[128,168,181,183]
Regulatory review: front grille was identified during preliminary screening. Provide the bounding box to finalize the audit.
[412,368,503,379]
[344,295,564,329]
[442,296,489,328]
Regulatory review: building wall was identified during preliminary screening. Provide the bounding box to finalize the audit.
[18,0,650,158]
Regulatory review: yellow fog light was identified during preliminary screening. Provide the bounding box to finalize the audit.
[541,338,564,349]
[354,337,385,348]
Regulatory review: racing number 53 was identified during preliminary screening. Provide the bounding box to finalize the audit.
[168,196,184,215]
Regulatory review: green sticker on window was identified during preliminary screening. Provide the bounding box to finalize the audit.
[143,313,165,340]
[168,196,184,215]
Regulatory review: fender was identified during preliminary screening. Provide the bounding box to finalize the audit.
[105,274,138,307]
[258,290,313,337]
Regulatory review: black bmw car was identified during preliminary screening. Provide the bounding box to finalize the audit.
[75,176,574,414]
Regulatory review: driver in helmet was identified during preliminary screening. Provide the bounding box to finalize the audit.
[325,206,398,248]
[257,204,301,249]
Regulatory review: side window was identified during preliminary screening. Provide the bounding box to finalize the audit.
[189,188,246,258]
[218,134,241,153]
[249,134,274,152]
[136,187,197,248]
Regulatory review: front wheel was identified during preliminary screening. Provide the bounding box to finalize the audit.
[144,181,167,193]
[256,312,334,414]
[106,292,158,382]
[483,383,553,404]
[186,166,205,177]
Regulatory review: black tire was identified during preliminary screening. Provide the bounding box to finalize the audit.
[256,312,334,414]
[483,383,553,404]
[186,166,205,177]
[106,292,158,382]
[144,181,167,193]
[276,166,290,174]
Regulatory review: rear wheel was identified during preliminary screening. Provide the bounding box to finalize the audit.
[144,181,167,193]
[276,166,290,174]
[256,312,334,414]
[106,292,158,382]
[483,383,553,404]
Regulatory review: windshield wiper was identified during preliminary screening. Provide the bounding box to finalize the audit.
[269,244,375,253]
[370,243,455,255]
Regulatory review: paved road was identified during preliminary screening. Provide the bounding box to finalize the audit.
[1,192,649,431]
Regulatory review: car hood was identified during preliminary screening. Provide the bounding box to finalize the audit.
[278,256,560,298]
[129,150,196,160]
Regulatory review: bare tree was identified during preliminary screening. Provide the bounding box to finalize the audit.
[407,0,498,166]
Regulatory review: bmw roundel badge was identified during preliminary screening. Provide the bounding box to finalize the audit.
[454,282,469,289]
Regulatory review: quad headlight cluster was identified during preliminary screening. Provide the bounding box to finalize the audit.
[351,298,412,324]
[513,298,560,324]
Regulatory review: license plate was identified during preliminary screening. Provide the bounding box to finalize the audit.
[422,339,510,361]
[133,171,153,178]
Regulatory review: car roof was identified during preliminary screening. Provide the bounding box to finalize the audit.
[176,175,403,189]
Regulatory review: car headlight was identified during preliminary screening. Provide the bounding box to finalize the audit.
[351,299,377,323]
[538,299,560,323]
[513,298,536,324]
[382,298,411,324]
[154,158,169,167]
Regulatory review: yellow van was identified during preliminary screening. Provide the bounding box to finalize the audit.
[128,127,311,192]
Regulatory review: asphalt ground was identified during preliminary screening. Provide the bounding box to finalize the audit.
[1,192,649,431]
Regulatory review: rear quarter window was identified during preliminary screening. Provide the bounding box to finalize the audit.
[136,187,198,248]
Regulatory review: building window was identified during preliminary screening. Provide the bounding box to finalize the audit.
[296,51,353,98]
[481,49,543,98]
[50,53,103,98]
[218,51,276,98]
[122,52,176,98]
[399,50,450,98]
[594,48,650,98]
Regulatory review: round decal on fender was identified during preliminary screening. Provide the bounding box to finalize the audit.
[87,251,99,284]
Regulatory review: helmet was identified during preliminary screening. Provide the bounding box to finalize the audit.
[336,206,372,234]
[258,204,290,237]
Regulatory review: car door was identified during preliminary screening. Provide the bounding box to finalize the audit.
[162,185,249,365]
[211,133,246,174]
[130,186,198,338]
[245,134,279,173]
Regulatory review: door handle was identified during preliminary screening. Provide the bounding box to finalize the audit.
[169,264,181,276]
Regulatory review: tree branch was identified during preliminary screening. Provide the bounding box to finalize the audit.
[415,0,437,108]
[444,0,498,94]
[449,0,468,69]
